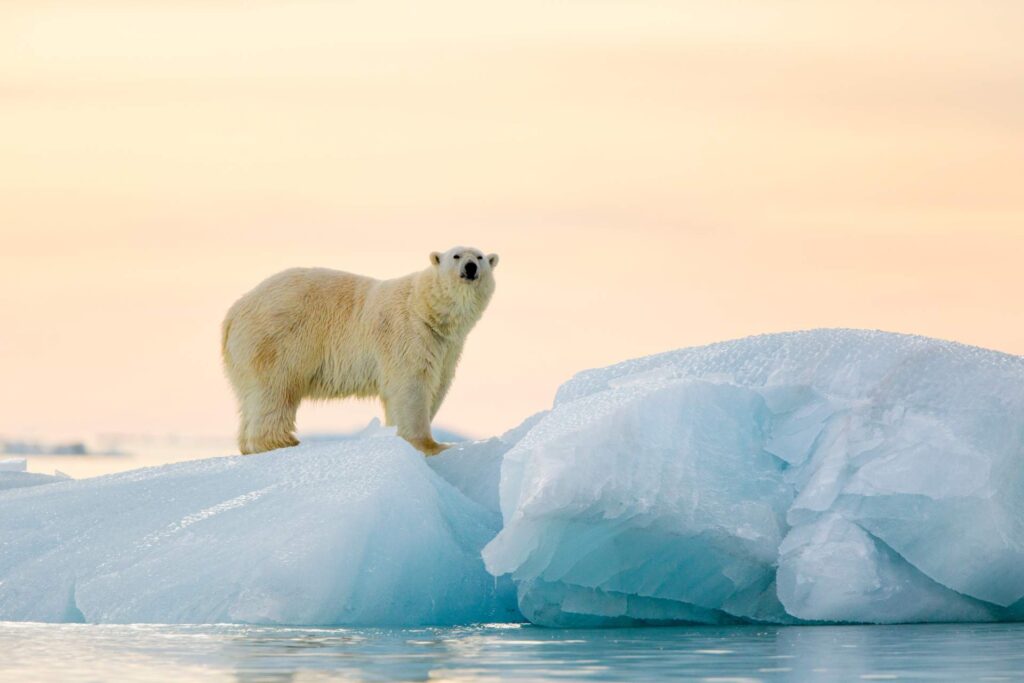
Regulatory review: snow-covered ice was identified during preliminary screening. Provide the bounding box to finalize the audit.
[0,428,518,625]
[483,330,1024,626]
[2,329,1023,627]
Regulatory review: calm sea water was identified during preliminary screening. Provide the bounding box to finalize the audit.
[1,622,1022,682]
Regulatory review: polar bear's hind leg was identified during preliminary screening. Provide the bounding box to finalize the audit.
[240,388,300,455]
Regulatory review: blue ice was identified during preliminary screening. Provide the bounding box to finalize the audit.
[2,330,1022,627]
[483,330,1024,626]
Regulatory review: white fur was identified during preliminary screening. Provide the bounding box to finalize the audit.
[222,246,498,455]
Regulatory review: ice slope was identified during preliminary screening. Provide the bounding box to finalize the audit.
[0,429,519,625]
[483,329,1024,626]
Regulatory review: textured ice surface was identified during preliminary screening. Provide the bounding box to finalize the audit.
[483,330,1024,626]
[4,329,1023,628]
[0,428,518,625]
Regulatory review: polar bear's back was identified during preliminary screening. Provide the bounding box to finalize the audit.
[226,267,373,338]
[222,267,395,398]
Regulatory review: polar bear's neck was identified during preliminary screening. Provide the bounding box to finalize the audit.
[412,269,493,339]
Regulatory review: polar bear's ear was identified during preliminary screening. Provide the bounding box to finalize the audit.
[430,252,442,266]
[487,253,499,268]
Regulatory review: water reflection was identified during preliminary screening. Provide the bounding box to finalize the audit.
[1,622,1022,682]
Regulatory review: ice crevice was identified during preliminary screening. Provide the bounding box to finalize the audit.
[64,582,85,624]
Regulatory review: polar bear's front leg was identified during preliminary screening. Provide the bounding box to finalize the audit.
[384,383,449,456]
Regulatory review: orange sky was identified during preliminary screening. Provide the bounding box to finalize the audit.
[2,1,1023,444]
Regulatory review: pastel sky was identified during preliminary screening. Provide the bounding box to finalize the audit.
[2,1,1022,443]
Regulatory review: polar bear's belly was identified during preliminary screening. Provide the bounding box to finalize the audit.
[308,346,381,400]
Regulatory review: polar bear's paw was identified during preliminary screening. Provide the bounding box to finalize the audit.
[242,432,300,455]
[405,437,451,457]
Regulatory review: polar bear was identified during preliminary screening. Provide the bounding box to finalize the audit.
[222,246,498,456]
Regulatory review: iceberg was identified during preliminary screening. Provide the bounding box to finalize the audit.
[0,429,518,625]
[2,329,1022,627]
[483,330,1024,625]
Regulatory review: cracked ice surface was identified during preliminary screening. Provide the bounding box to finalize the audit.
[483,330,1024,625]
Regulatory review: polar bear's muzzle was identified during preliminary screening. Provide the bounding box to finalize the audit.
[460,261,479,281]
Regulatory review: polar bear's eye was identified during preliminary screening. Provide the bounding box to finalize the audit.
[453,254,460,260]
[477,256,483,260]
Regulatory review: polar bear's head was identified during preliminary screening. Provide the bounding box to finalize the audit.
[430,246,499,284]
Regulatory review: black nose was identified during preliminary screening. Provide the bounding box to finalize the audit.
[463,261,478,278]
